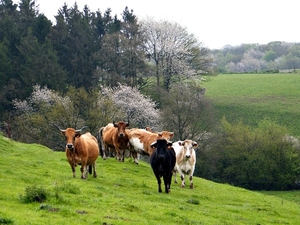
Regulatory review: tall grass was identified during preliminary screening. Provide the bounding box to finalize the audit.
[203,73,300,136]
[0,135,300,224]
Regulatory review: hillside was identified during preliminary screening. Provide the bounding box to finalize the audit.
[203,73,300,136]
[1,135,300,225]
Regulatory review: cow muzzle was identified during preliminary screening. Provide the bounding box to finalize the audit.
[66,143,74,150]
[185,155,191,159]
[158,154,166,159]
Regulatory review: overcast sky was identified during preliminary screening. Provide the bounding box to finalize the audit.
[17,0,300,49]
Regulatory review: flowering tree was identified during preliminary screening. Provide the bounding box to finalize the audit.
[11,84,161,149]
[109,83,161,128]
[140,17,213,90]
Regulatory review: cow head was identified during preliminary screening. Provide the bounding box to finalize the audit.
[145,126,154,132]
[54,124,87,150]
[157,131,174,141]
[113,121,129,138]
[151,139,173,159]
[178,140,197,159]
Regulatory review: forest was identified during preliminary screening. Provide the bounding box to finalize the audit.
[213,41,300,73]
[1,0,300,191]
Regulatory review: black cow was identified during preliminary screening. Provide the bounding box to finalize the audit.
[150,139,176,193]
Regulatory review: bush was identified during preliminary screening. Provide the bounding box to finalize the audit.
[19,185,48,203]
[200,117,300,190]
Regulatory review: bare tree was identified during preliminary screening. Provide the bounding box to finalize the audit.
[140,17,213,91]
[159,83,216,142]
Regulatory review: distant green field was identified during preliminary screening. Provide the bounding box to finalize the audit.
[202,73,300,136]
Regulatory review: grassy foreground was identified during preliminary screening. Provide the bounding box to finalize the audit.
[203,73,300,136]
[1,135,300,225]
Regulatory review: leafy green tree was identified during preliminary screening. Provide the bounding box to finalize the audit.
[159,83,215,141]
[120,7,147,86]
[17,29,66,94]
[202,118,300,190]
[263,50,277,62]
[51,3,99,90]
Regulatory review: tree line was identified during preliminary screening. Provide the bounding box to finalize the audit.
[0,0,213,120]
[213,41,300,73]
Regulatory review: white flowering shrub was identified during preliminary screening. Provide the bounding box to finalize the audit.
[10,84,162,149]
[108,83,161,128]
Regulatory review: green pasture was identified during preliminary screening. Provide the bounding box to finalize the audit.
[1,135,300,225]
[202,73,300,136]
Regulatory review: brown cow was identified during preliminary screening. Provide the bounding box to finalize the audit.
[99,121,129,162]
[128,129,174,164]
[55,125,99,179]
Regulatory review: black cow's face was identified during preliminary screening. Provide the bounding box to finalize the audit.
[151,139,172,159]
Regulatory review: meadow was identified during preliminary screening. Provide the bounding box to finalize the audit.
[202,73,300,136]
[1,135,300,225]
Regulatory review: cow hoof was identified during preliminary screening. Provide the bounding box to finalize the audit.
[190,184,194,189]
[181,185,185,188]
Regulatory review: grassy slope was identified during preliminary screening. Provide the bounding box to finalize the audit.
[1,135,300,225]
[202,73,300,136]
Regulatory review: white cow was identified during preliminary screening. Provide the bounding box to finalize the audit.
[173,140,197,189]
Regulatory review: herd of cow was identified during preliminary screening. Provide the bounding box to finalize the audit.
[54,121,198,193]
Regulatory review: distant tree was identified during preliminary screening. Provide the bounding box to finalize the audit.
[201,118,300,190]
[120,7,147,86]
[263,50,277,62]
[10,84,161,149]
[51,3,99,90]
[159,83,215,141]
[17,29,67,93]
[140,17,213,90]
[108,83,161,128]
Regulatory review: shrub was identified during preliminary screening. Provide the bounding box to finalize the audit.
[201,117,300,190]
[19,185,48,203]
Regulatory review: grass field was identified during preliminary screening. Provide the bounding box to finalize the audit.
[202,73,300,136]
[1,135,300,225]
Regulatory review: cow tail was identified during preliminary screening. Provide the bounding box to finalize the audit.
[88,165,92,174]
[98,127,105,158]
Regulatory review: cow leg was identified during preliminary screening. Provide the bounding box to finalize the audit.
[155,174,162,193]
[93,163,97,178]
[68,161,76,178]
[173,170,178,183]
[180,174,185,188]
[133,152,140,164]
[189,166,195,189]
[71,165,76,178]
[189,175,194,189]
[164,174,171,193]
[120,149,125,162]
[80,165,87,179]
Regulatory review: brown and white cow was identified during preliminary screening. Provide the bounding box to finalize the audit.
[128,128,174,164]
[99,121,129,162]
[54,125,99,179]
[172,140,197,189]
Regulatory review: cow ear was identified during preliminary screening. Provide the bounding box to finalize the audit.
[113,123,118,128]
[150,141,157,148]
[178,141,184,146]
[125,122,129,127]
[167,141,173,148]
[75,133,81,138]
[157,132,162,137]
[170,132,174,138]
[193,142,198,147]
